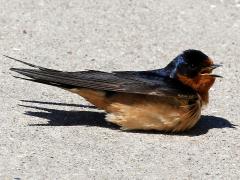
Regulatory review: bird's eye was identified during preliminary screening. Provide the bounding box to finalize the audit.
[190,64,195,68]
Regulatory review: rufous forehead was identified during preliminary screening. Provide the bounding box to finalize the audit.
[204,58,214,66]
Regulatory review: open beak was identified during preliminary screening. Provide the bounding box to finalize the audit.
[201,64,223,78]
[210,64,222,70]
[209,74,223,78]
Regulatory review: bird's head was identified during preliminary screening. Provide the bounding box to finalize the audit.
[168,49,221,79]
[166,49,222,103]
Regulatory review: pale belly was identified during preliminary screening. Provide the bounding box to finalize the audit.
[70,88,202,132]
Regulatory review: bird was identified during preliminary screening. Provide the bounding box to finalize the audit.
[5,49,222,132]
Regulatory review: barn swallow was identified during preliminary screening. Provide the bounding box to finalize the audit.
[5,49,222,132]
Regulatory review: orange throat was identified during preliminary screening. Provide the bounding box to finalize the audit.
[177,74,215,104]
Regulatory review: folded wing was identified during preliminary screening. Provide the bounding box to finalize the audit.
[7,56,197,100]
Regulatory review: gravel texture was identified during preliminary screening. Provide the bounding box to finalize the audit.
[0,0,240,179]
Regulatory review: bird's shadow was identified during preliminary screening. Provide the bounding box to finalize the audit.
[20,100,236,136]
[20,100,118,129]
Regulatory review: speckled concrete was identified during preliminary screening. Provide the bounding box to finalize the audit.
[0,0,240,179]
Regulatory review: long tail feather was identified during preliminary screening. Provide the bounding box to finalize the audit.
[5,55,78,89]
[4,55,60,72]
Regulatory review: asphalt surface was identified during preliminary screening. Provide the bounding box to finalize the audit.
[0,0,240,179]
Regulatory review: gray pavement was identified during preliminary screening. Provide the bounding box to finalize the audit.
[0,0,240,179]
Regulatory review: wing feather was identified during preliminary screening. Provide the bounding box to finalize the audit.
[7,56,197,100]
